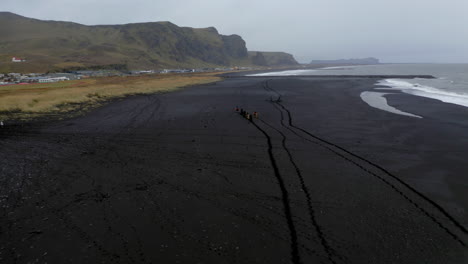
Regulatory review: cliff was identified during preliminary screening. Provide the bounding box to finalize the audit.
[0,12,298,73]
[249,51,299,67]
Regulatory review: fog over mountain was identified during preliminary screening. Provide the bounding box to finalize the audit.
[2,0,468,63]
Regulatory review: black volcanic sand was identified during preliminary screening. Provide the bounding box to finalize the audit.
[1,77,467,264]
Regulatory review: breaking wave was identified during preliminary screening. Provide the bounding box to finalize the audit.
[377,79,468,108]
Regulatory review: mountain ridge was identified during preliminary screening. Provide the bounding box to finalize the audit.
[310,57,380,65]
[0,12,298,73]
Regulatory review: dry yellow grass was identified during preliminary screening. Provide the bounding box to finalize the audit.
[0,72,222,120]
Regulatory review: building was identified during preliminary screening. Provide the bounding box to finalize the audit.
[24,76,70,83]
[38,77,69,83]
[161,69,192,74]
[48,73,80,80]
[12,57,26,62]
[131,70,155,75]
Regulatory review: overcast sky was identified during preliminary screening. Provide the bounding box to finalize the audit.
[3,0,468,63]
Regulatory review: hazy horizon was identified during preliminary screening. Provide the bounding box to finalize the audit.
[2,0,468,64]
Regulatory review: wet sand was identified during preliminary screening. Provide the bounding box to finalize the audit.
[0,76,467,263]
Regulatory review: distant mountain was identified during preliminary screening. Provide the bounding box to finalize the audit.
[248,51,299,67]
[310,57,380,65]
[0,12,298,73]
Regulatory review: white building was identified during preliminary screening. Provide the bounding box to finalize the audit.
[38,77,70,83]
[12,57,26,62]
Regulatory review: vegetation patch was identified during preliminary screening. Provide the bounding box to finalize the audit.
[0,72,221,121]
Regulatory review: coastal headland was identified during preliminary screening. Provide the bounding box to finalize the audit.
[1,75,467,263]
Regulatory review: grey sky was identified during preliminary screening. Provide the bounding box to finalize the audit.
[2,0,468,63]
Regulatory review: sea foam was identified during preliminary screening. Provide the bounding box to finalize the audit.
[247,69,316,76]
[377,79,468,108]
[319,66,355,70]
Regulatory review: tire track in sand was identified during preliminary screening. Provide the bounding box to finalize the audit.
[257,115,340,264]
[262,79,467,247]
[247,118,302,264]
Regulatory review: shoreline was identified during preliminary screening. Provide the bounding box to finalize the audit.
[226,74,436,78]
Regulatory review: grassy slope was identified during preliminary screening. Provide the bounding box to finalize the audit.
[0,13,252,73]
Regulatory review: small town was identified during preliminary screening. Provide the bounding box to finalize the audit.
[0,57,255,86]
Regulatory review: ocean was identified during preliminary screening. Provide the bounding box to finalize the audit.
[250,64,468,117]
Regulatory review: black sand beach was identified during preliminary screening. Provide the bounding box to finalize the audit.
[1,76,467,263]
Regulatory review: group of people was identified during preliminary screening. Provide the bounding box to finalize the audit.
[235,107,258,121]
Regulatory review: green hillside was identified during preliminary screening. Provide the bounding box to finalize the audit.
[0,12,298,73]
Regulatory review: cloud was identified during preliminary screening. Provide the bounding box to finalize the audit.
[2,0,468,62]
